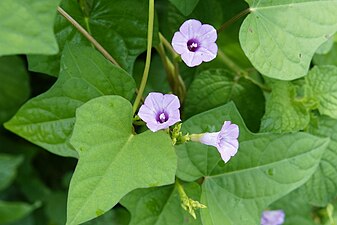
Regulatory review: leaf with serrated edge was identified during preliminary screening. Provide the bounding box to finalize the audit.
[67,96,177,225]
[305,65,337,119]
[240,0,337,80]
[5,45,135,158]
[121,183,202,225]
[260,80,310,133]
[0,0,60,55]
[175,102,328,225]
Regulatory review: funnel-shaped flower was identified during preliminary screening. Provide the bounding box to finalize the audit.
[138,92,181,132]
[172,19,218,67]
[192,121,239,163]
[261,210,285,225]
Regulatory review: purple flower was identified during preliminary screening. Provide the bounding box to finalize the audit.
[138,92,181,132]
[196,121,239,163]
[172,19,218,67]
[261,210,285,225]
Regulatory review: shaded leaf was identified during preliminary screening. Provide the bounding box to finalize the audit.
[168,0,199,16]
[121,183,202,225]
[0,56,30,124]
[0,154,23,191]
[184,69,265,132]
[28,0,158,76]
[0,201,38,224]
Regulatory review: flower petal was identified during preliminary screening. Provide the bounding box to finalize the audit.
[198,43,218,62]
[179,19,202,39]
[172,32,188,54]
[143,92,164,113]
[218,139,238,163]
[181,51,203,67]
[197,24,217,43]
[221,121,239,139]
[163,94,180,111]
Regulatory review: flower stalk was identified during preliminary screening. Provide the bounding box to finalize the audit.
[176,179,206,219]
[132,0,155,114]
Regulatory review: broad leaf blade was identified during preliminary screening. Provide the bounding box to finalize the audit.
[0,0,60,55]
[301,116,337,206]
[184,69,264,131]
[28,0,158,76]
[168,0,199,16]
[67,96,177,225]
[5,45,136,158]
[240,0,337,80]
[0,201,38,224]
[175,102,328,225]
[0,154,23,191]
[0,56,30,124]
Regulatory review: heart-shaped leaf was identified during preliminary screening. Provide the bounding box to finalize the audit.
[67,95,177,225]
[0,0,60,55]
[240,0,337,80]
[5,45,136,158]
[175,102,328,225]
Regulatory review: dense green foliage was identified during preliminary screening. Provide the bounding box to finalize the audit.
[1,0,337,225]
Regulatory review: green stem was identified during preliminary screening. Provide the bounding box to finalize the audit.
[217,8,251,33]
[57,6,120,67]
[217,50,271,92]
[132,0,155,114]
[159,33,179,59]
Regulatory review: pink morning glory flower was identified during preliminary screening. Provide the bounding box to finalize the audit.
[261,210,285,225]
[171,19,218,67]
[192,121,239,163]
[138,92,181,132]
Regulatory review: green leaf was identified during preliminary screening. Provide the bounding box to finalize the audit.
[83,207,130,225]
[121,183,202,225]
[271,190,315,225]
[0,154,23,191]
[300,116,337,206]
[260,80,310,133]
[305,65,337,119]
[184,69,265,132]
[0,56,30,124]
[5,45,136,158]
[175,102,328,224]
[316,36,334,54]
[0,0,60,55]
[314,42,337,66]
[67,96,177,225]
[168,0,199,16]
[28,0,158,76]
[0,201,38,224]
[239,0,337,80]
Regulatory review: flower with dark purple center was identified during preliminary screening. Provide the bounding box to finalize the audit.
[138,92,181,132]
[191,121,239,163]
[171,19,218,67]
[261,210,285,225]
